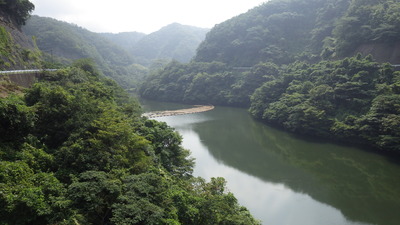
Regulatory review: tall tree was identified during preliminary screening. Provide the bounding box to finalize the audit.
[1,0,35,26]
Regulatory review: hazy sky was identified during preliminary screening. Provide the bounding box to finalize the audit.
[30,0,268,34]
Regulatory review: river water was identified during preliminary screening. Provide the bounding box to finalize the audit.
[141,101,400,225]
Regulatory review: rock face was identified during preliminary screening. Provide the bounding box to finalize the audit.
[0,9,39,70]
[355,42,400,64]
[0,9,34,49]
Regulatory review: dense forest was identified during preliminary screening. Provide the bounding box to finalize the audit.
[140,0,400,153]
[0,60,260,224]
[194,0,400,66]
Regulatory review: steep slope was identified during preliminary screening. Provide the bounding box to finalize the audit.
[131,23,209,65]
[194,0,400,66]
[22,16,146,89]
[195,0,348,66]
[22,17,209,88]
[0,7,41,70]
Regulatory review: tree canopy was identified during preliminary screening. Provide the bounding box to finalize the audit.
[194,0,400,66]
[0,61,260,224]
[0,0,35,26]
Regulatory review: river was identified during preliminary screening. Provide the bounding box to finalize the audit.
[141,100,400,225]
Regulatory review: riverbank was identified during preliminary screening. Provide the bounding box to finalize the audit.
[142,105,214,118]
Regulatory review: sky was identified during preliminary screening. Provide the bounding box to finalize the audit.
[29,0,268,34]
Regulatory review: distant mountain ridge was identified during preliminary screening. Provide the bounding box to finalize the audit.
[100,31,146,52]
[101,23,209,65]
[131,23,209,65]
[22,16,209,89]
[22,15,143,89]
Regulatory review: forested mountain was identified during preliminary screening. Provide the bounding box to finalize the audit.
[194,0,346,66]
[100,31,146,50]
[195,0,400,66]
[100,23,208,66]
[140,0,400,153]
[22,17,209,89]
[130,23,209,65]
[22,15,146,90]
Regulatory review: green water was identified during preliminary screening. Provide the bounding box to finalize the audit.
[142,101,400,225]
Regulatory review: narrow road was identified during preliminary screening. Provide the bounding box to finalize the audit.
[142,105,214,118]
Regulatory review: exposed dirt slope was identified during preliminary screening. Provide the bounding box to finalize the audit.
[355,42,400,64]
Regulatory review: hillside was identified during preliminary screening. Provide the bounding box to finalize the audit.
[0,5,41,70]
[22,17,209,88]
[22,15,146,90]
[194,0,338,66]
[130,23,209,65]
[140,0,400,153]
[194,0,400,66]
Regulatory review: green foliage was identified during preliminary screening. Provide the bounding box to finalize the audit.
[0,26,12,58]
[195,0,328,66]
[0,0,35,26]
[68,171,122,224]
[250,55,400,151]
[171,177,261,225]
[22,16,145,90]
[194,0,400,64]
[140,120,194,177]
[0,64,259,224]
[22,17,208,90]
[0,24,42,70]
[0,95,35,144]
[140,60,275,107]
[111,172,167,225]
[139,0,400,154]
[332,0,400,56]
[0,161,72,225]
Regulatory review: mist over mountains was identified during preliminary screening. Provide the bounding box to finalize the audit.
[101,23,209,65]
[22,16,209,89]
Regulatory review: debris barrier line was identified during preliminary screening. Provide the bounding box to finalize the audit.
[142,105,214,118]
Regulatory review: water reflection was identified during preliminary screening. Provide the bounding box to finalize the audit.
[149,103,400,225]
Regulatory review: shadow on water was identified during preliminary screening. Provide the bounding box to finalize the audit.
[141,100,400,225]
[190,106,400,225]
